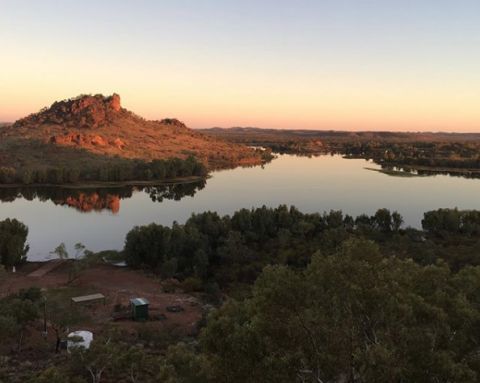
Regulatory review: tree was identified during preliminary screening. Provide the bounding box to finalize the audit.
[125,224,172,268]
[50,242,95,282]
[0,292,40,351]
[29,367,87,383]
[47,298,85,353]
[155,343,209,383]
[0,314,17,347]
[115,345,155,383]
[70,337,121,383]
[392,211,403,231]
[374,208,393,232]
[0,218,29,269]
[199,238,480,382]
[51,242,69,260]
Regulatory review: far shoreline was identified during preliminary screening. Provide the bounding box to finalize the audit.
[0,175,209,190]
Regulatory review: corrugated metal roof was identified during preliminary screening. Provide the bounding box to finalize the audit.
[130,297,149,306]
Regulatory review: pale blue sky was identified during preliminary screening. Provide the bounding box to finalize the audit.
[1,0,480,130]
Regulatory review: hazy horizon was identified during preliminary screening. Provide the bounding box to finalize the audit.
[1,0,480,132]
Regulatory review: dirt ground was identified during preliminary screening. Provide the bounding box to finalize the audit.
[0,261,204,336]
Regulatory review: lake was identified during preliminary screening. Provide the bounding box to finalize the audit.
[1,154,479,261]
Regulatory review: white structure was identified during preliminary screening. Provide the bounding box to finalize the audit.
[67,330,93,351]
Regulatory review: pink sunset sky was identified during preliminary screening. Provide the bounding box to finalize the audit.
[1,0,479,132]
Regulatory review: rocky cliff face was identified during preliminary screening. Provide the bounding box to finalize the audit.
[14,94,123,129]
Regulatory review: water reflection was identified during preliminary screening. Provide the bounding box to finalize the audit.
[2,155,480,261]
[145,180,206,203]
[377,165,480,179]
[0,179,206,213]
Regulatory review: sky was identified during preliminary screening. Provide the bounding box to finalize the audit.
[1,0,480,131]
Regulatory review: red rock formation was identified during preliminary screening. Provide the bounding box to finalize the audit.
[91,135,107,146]
[4,93,265,170]
[14,93,122,130]
[112,137,126,149]
[110,94,121,112]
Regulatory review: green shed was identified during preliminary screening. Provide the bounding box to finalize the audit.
[130,298,149,321]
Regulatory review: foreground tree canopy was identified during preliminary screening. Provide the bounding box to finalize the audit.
[201,238,480,382]
[4,207,480,382]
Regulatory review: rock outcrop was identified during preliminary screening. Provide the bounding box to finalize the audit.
[14,93,123,129]
[1,93,266,171]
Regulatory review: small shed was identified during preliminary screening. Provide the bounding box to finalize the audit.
[130,298,149,321]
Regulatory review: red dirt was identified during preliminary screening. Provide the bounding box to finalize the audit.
[27,259,67,277]
[0,262,203,335]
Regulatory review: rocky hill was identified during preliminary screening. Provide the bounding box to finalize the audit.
[0,94,268,184]
[3,94,264,168]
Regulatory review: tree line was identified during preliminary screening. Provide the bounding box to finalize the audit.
[123,206,471,290]
[0,155,207,185]
[240,138,480,174]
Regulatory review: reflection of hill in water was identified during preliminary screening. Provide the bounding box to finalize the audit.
[0,180,206,213]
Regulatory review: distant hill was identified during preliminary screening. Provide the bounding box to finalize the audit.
[200,127,480,143]
[0,95,266,184]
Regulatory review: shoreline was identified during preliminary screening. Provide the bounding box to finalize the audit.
[0,175,209,190]
[364,167,422,177]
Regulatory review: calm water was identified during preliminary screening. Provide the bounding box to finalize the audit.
[1,154,480,261]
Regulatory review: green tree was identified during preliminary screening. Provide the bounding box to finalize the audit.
[0,294,39,351]
[115,345,154,383]
[29,367,87,383]
[51,242,69,259]
[47,298,86,353]
[200,238,480,382]
[156,343,209,383]
[70,338,121,383]
[0,218,29,269]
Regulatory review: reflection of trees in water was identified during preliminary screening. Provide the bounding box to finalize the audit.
[145,179,206,202]
[0,180,206,213]
[380,165,480,179]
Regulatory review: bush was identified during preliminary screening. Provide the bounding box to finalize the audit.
[181,277,203,292]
